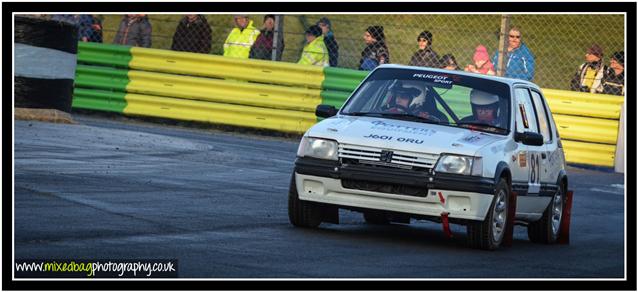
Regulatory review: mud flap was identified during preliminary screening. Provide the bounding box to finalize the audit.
[557,190,573,244]
[441,212,453,238]
[502,191,518,247]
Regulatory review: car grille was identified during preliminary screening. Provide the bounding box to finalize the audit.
[338,143,439,170]
[342,179,428,197]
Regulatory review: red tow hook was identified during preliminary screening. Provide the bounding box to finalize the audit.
[557,190,574,244]
[441,212,453,238]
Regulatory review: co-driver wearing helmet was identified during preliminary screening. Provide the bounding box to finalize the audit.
[460,89,501,127]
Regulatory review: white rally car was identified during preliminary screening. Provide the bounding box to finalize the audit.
[288,64,570,250]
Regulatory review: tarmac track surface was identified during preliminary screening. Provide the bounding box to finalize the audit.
[13,114,625,278]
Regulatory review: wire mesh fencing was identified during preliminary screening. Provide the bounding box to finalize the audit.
[41,13,625,92]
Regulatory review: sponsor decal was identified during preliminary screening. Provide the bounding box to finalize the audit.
[411,73,454,88]
[370,120,437,137]
[458,132,496,146]
[518,152,527,167]
[519,104,529,129]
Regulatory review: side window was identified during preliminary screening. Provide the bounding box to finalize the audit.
[530,90,552,143]
[514,88,539,134]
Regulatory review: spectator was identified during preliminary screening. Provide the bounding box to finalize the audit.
[359,26,390,70]
[298,25,328,66]
[408,30,440,68]
[51,14,94,42]
[113,14,152,48]
[465,45,496,75]
[171,14,212,54]
[317,17,339,67]
[491,27,535,81]
[601,51,624,95]
[439,54,460,70]
[87,15,103,43]
[223,15,260,59]
[569,44,607,93]
[250,15,284,61]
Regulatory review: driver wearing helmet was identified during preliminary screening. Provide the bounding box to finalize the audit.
[460,89,502,127]
[383,86,421,114]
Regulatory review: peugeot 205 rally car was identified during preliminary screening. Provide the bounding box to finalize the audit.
[288,64,570,250]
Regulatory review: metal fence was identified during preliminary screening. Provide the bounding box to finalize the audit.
[44,13,625,92]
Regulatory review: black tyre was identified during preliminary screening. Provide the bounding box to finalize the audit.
[363,211,390,225]
[467,179,510,250]
[528,183,565,244]
[288,174,322,228]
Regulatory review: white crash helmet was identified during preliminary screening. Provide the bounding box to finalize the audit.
[470,89,500,115]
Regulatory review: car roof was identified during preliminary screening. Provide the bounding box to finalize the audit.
[374,64,542,91]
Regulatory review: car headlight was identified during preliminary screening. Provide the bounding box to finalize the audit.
[434,155,482,176]
[297,136,338,161]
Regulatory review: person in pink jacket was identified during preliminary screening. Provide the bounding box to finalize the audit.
[464,45,495,75]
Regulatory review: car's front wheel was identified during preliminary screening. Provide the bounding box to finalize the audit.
[467,178,509,250]
[288,174,322,228]
[528,183,565,243]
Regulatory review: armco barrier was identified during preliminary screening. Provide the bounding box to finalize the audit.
[124,93,316,133]
[74,42,624,168]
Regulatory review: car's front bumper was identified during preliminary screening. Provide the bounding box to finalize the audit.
[294,157,496,221]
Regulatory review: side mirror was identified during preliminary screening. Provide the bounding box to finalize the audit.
[515,131,544,146]
[315,105,337,118]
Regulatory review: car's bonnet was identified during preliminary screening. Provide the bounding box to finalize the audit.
[307,115,507,157]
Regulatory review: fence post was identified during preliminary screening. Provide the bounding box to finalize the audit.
[272,15,284,61]
[496,14,510,77]
[614,101,625,173]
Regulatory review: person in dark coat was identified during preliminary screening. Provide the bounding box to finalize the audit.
[171,14,212,54]
[440,54,460,70]
[317,17,339,67]
[51,14,94,42]
[601,51,624,95]
[113,14,152,48]
[87,15,103,43]
[408,30,441,68]
[249,15,284,60]
[359,25,390,70]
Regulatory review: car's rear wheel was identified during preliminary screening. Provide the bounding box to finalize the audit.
[467,178,509,250]
[288,175,322,228]
[363,211,390,225]
[528,183,565,243]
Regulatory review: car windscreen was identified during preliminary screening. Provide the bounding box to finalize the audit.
[340,68,511,134]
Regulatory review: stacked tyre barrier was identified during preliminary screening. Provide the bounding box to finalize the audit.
[15,16,78,113]
[73,42,623,168]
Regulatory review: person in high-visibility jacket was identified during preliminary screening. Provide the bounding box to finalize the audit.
[298,25,329,66]
[223,15,260,59]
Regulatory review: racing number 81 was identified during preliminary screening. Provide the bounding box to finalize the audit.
[530,153,541,184]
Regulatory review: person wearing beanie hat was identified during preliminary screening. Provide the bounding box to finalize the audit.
[359,25,390,70]
[408,30,441,68]
[570,44,608,93]
[601,51,624,95]
[317,17,339,67]
[464,45,495,75]
[224,15,260,59]
[298,25,328,66]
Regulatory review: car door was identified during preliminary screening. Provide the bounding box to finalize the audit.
[513,87,544,195]
[529,89,562,190]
